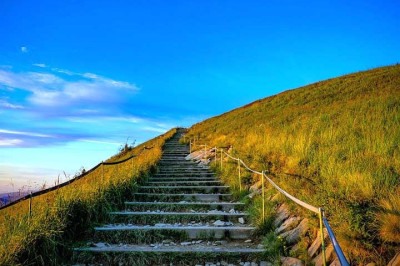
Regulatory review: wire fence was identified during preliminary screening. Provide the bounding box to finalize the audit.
[189,140,350,266]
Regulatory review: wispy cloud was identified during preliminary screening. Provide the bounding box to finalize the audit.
[142,126,170,133]
[78,139,120,146]
[20,46,28,53]
[0,66,139,113]
[0,129,53,138]
[33,63,47,68]
[0,100,24,109]
[0,64,194,151]
[0,138,23,146]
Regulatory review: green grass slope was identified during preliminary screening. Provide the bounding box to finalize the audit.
[185,65,400,264]
[0,129,176,265]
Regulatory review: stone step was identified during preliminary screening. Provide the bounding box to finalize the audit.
[159,157,191,160]
[156,171,212,175]
[110,211,247,216]
[74,242,263,254]
[158,159,191,161]
[163,150,189,152]
[124,201,246,212]
[152,174,215,179]
[158,160,193,163]
[73,243,264,265]
[161,153,188,156]
[153,172,215,177]
[148,177,218,182]
[94,224,256,240]
[132,193,232,202]
[146,180,222,186]
[157,164,199,167]
[108,211,249,224]
[157,168,210,172]
[138,186,230,193]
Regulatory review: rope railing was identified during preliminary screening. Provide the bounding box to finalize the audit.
[189,140,350,266]
[0,147,152,212]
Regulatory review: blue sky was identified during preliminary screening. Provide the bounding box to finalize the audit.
[0,0,399,193]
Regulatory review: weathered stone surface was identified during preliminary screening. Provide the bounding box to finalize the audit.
[281,256,304,266]
[93,242,110,248]
[289,242,302,255]
[280,218,309,245]
[213,220,225,226]
[250,180,262,191]
[308,228,328,258]
[247,189,261,199]
[273,203,290,227]
[275,216,301,234]
[388,252,400,266]
[313,244,334,266]
[329,259,340,266]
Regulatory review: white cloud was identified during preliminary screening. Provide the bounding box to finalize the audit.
[78,139,120,146]
[33,63,47,68]
[0,138,23,146]
[51,67,77,76]
[0,100,24,109]
[142,126,169,133]
[0,67,139,109]
[20,46,28,53]
[0,129,53,138]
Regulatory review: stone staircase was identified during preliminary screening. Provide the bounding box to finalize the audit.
[73,130,265,265]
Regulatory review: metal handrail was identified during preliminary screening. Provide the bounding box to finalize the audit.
[323,217,350,266]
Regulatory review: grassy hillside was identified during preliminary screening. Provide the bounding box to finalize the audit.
[0,128,176,265]
[185,65,400,264]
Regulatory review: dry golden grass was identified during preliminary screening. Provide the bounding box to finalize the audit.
[0,128,176,265]
[185,65,400,263]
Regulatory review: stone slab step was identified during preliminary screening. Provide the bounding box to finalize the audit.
[95,225,255,239]
[110,211,248,217]
[146,181,222,186]
[74,244,264,254]
[124,201,245,211]
[153,173,215,176]
[148,178,217,183]
[158,160,195,163]
[148,177,217,181]
[138,186,230,193]
[151,175,216,180]
[157,169,211,173]
[133,193,232,202]
[155,171,213,175]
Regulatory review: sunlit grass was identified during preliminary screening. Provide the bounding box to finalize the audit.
[0,128,176,265]
[185,65,400,263]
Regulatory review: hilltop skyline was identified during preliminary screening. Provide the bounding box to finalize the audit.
[0,0,399,192]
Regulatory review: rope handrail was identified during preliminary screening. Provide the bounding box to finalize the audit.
[220,148,319,213]
[222,150,239,161]
[239,159,262,175]
[262,172,320,213]
[0,153,138,211]
[187,140,353,266]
